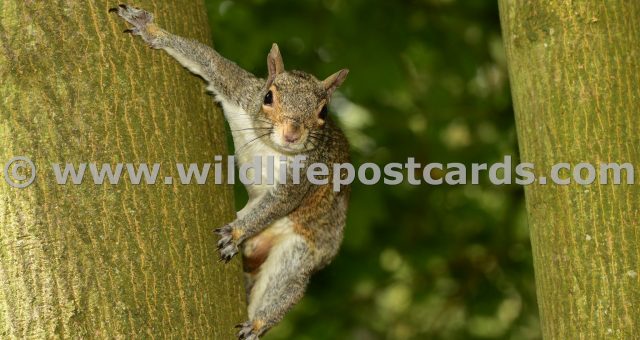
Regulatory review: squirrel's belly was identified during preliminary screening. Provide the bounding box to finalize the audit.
[242,217,294,273]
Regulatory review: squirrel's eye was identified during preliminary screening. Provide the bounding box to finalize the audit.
[319,105,328,120]
[264,91,273,106]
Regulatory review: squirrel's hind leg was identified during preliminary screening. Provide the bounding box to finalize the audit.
[243,272,256,302]
[237,233,315,339]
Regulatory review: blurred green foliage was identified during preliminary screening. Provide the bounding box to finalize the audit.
[205,0,539,339]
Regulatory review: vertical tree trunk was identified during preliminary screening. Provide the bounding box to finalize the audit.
[499,1,639,338]
[0,1,245,338]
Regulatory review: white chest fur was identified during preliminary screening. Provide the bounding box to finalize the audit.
[218,99,290,200]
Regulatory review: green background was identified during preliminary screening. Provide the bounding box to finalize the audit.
[204,1,539,339]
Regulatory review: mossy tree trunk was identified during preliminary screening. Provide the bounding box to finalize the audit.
[499,1,639,338]
[0,1,245,338]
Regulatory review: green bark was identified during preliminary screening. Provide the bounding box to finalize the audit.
[0,1,245,338]
[499,1,639,338]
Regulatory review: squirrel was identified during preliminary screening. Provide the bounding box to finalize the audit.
[110,4,351,340]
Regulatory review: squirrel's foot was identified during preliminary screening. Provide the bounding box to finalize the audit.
[214,224,240,263]
[235,320,264,340]
[109,4,161,45]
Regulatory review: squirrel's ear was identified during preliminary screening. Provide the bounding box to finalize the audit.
[267,43,285,81]
[322,69,349,97]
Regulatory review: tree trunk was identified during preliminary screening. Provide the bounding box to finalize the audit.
[0,1,245,338]
[499,1,639,338]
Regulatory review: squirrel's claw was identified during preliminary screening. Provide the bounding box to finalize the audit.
[109,4,154,29]
[236,321,260,340]
[108,4,129,13]
[110,4,161,47]
[218,243,238,263]
[215,224,239,263]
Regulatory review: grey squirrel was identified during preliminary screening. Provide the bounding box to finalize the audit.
[110,4,351,339]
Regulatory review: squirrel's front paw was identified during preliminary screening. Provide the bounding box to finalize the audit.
[235,321,263,340]
[109,4,159,42]
[214,224,240,263]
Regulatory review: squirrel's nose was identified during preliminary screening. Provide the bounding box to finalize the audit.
[284,134,299,143]
[283,122,302,143]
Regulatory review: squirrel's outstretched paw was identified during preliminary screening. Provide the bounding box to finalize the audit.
[214,224,239,263]
[235,321,261,340]
[109,4,155,39]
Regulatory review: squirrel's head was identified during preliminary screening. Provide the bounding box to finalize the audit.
[258,43,348,153]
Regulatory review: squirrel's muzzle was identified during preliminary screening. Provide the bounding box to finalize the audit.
[282,121,302,144]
